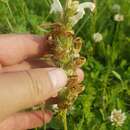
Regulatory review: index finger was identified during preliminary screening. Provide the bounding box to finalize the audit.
[0,34,50,66]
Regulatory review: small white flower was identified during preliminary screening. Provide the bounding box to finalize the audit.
[109,109,126,127]
[52,104,59,112]
[50,0,63,14]
[70,8,85,26]
[70,2,95,26]
[93,32,103,43]
[112,4,121,13]
[114,14,124,22]
[79,2,96,12]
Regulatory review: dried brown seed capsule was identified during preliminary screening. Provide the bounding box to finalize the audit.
[58,102,70,109]
[75,84,85,94]
[73,37,83,53]
[40,22,53,29]
[53,50,66,59]
[69,84,84,94]
[58,84,85,110]
[50,23,62,31]
[67,75,78,86]
[50,23,65,36]
[74,56,86,67]
[65,30,74,37]
[69,75,78,81]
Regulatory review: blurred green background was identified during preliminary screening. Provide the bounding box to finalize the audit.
[0,0,130,130]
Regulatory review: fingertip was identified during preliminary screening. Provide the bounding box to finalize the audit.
[48,68,68,91]
[76,68,84,83]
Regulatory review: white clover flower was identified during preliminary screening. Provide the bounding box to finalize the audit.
[112,4,121,13]
[70,2,96,26]
[109,109,126,127]
[93,32,103,43]
[50,0,63,14]
[114,14,124,22]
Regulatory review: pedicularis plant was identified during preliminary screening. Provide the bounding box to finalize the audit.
[41,1,95,130]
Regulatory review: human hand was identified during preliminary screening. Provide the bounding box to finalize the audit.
[0,34,84,130]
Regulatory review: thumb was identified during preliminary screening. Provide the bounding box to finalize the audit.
[0,68,67,122]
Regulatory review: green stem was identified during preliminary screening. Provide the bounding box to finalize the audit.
[6,2,16,24]
[63,109,68,130]
[76,15,90,35]
[65,0,72,8]
[6,17,14,32]
[63,0,71,26]
[44,124,46,130]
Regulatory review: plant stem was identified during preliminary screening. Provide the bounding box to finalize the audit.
[63,109,68,130]
[44,124,46,130]
[76,15,90,35]
[6,17,14,32]
[65,0,72,8]
[6,1,16,24]
[64,0,72,26]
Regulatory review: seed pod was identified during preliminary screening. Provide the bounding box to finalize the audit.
[51,23,62,29]
[73,37,83,53]
[69,84,85,94]
[40,22,54,29]
[51,23,65,36]
[65,30,74,37]
[75,84,85,94]
[53,50,65,59]
[74,56,86,67]
[67,75,78,87]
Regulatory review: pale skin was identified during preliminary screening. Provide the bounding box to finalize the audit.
[0,34,84,130]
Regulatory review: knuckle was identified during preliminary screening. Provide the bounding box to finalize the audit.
[25,69,53,102]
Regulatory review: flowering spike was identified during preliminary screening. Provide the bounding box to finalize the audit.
[42,1,95,129]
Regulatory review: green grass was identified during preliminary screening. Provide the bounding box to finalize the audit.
[0,0,130,130]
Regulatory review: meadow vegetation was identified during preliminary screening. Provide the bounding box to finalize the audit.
[0,0,130,130]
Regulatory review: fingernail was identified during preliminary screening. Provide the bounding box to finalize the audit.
[48,68,67,90]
